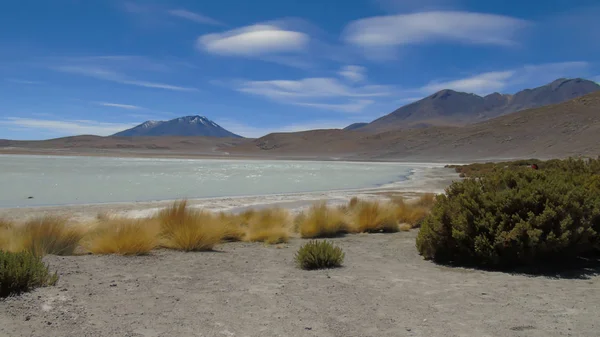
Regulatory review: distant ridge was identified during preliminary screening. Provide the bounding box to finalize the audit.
[343,123,368,131]
[113,115,242,138]
[359,78,600,131]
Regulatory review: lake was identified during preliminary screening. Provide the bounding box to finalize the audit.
[0,155,440,208]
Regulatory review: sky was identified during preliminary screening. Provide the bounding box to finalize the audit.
[1,0,600,139]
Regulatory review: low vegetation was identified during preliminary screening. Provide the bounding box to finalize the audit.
[295,240,345,270]
[418,158,600,269]
[157,200,224,251]
[18,216,85,256]
[0,251,58,298]
[392,194,436,228]
[245,208,291,244]
[297,202,349,238]
[83,218,159,255]
[351,200,399,233]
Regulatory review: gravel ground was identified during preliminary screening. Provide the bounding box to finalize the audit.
[1,231,598,337]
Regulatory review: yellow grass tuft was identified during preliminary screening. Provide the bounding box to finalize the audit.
[0,219,17,252]
[392,194,436,228]
[82,218,159,255]
[218,212,246,242]
[17,216,85,256]
[351,201,399,233]
[245,208,291,244]
[398,223,412,232]
[157,200,224,251]
[297,202,350,238]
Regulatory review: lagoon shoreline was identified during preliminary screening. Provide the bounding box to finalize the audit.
[0,166,459,222]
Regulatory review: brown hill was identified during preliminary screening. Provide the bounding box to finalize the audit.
[2,91,599,162]
[229,91,600,161]
[359,78,600,131]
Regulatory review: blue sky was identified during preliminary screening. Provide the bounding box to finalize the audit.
[1,0,599,139]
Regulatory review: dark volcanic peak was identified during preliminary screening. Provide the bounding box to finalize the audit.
[113,115,242,138]
[360,77,600,131]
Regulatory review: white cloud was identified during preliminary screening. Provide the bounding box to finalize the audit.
[294,100,374,113]
[416,61,590,95]
[421,71,515,94]
[343,11,529,56]
[237,77,390,99]
[338,66,367,82]
[231,76,391,113]
[94,102,143,110]
[54,65,197,92]
[168,9,223,26]
[197,24,309,56]
[5,78,43,85]
[0,118,136,136]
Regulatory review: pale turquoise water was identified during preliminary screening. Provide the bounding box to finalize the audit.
[0,155,432,208]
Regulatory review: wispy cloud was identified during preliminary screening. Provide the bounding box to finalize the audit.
[94,102,143,110]
[237,78,390,99]
[198,24,309,57]
[168,9,223,26]
[415,61,590,96]
[338,65,367,82]
[54,65,197,92]
[343,11,530,59]
[0,118,136,136]
[294,100,375,113]
[5,78,43,85]
[231,76,391,113]
[421,71,515,94]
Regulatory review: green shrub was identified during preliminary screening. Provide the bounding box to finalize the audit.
[417,164,600,269]
[0,251,58,298]
[295,240,345,270]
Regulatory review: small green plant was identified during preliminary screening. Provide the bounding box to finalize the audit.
[0,251,58,298]
[295,240,345,270]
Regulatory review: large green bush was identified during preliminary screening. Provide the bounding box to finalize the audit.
[417,161,600,268]
[0,251,58,298]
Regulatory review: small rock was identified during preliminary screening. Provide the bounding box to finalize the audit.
[406,328,411,331]
[27,196,34,199]
[304,327,312,331]
[25,316,31,321]
[110,283,117,287]
[47,322,52,326]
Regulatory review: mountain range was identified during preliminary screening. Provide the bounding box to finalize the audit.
[113,116,242,138]
[108,78,599,138]
[3,77,600,161]
[355,78,600,131]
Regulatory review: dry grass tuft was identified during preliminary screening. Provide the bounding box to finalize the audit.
[297,202,350,238]
[398,223,412,232]
[245,208,291,244]
[0,219,17,252]
[348,197,360,209]
[157,200,224,251]
[392,194,436,228]
[218,212,246,242]
[83,218,159,255]
[17,216,85,256]
[351,201,399,233]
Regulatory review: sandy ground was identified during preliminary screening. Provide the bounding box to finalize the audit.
[0,167,458,222]
[1,231,598,337]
